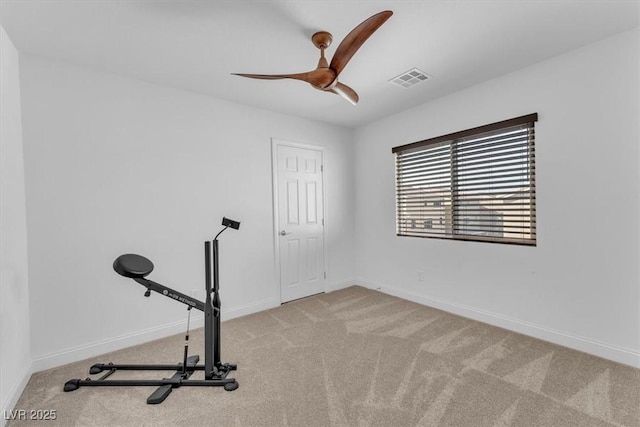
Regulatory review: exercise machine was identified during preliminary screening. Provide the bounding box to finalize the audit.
[64,217,241,404]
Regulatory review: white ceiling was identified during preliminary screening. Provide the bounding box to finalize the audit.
[2,0,639,129]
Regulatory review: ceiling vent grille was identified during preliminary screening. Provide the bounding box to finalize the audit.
[389,68,431,88]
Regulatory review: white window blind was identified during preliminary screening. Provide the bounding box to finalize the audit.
[393,113,537,246]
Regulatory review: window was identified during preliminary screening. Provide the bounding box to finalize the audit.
[393,113,537,246]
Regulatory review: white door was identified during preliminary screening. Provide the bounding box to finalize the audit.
[274,142,326,303]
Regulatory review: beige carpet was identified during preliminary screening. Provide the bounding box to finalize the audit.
[7,286,640,426]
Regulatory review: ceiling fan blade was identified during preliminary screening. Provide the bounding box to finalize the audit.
[232,72,310,81]
[330,10,393,76]
[330,82,359,105]
[233,68,336,88]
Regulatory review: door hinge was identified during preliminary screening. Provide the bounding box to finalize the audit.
[322,218,324,226]
[321,164,323,172]
[324,272,327,279]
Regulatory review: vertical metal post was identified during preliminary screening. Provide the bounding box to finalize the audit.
[212,239,221,368]
[204,241,214,379]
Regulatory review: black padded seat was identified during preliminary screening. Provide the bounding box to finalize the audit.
[113,254,154,278]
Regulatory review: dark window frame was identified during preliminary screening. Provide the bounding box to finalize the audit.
[392,113,538,246]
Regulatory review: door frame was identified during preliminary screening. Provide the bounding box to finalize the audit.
[271,138,328,304]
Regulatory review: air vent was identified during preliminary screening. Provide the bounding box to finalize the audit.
[389,68,431,88]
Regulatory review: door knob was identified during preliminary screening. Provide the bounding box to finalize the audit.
[280,230,291,236]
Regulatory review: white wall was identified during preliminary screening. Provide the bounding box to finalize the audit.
[0,26,32,419]
[354,28,640,367]
[19,55,354,369]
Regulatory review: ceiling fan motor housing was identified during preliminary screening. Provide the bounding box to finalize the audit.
[312,31,333,49]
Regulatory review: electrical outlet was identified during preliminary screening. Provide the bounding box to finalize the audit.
[417,271,424,281]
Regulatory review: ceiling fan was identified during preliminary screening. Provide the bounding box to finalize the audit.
[232,10,393,105]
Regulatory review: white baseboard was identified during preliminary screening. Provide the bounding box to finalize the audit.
[327,279,357,293]
[1,362,33,427]
[31,296,280,373]
[222,296,280,320]
[356,278,640,368]
[31,316,204,373]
